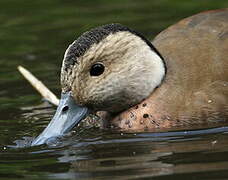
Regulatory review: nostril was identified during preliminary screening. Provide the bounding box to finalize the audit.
[62,106,69,112]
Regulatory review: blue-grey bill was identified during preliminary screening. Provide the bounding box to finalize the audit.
[31,92,89,146]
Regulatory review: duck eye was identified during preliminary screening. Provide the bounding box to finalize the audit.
[90,63,105,76]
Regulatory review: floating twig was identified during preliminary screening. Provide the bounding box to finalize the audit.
[17,65,59,106]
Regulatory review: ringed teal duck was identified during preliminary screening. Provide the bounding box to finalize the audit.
[32,9,228,146]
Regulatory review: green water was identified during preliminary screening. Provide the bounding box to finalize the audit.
[0,0,228,179]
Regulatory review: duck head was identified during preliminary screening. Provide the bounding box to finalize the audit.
[32,24,166,146]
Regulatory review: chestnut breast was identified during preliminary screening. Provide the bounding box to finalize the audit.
[110,9,228,131]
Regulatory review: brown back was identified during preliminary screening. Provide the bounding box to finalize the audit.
[111,9,228,131]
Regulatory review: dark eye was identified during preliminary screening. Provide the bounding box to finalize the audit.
[90,63,105,76]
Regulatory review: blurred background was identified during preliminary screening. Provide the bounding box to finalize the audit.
[0,1,228,180]
[1,0,228,101]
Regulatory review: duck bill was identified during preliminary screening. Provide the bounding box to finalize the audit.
[31,92,89,146]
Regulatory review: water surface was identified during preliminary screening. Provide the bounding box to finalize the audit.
[1,0,228,179]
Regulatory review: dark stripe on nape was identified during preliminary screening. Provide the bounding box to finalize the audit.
[64,23,165,72]
[64,24,130,70]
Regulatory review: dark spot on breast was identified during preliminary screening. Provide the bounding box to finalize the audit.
[130,112,135,119]
[125,120,130,125]
[129,113,136,121]
[128,123,132,128]
[150,119,155,123]
[143,114,149,118]
[150,115,155,122]
[142,103,147,107]
[149,115,159,126]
